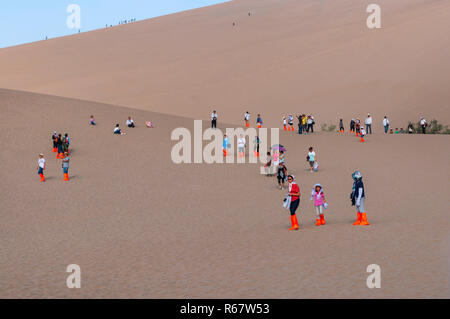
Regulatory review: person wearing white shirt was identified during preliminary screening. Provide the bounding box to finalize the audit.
[365,114,373,134]
[211,110,218,129]
[244,112,250,128]
[126,116,135,128]
[383,116,390,134]
[420,117,427,134]
[237,134,246,158]
[37,153,46,182]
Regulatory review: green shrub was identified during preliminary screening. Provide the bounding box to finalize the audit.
[321,123,337,132]
[408,119,450,134]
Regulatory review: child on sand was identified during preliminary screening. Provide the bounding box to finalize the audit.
[350,171,370,226]
[360,126,366,142]
[307,147,316,172]
[311,184,327,226]
[37,153,46,182]
[256,114,263,128]
[277,163,287,190]
[90,115,96,125]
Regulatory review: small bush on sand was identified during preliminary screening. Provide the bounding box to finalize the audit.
[321,123,337,132]
[409,119,450,134]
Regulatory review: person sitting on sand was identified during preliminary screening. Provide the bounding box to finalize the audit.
[90,115,96,125]
[145,121,153,128]
[394,128,400,134]
[114,124,125,135]
[126,117,135,128]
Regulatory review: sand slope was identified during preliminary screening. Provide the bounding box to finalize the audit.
[0,88,449,298]
[1,0,450,127]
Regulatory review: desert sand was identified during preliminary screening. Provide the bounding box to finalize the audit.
[0,0,449,298]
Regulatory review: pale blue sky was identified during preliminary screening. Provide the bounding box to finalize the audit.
[0,0,229,48]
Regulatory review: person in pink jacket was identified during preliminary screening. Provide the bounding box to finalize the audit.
[311,183,327,226]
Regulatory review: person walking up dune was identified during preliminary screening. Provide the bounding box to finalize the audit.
[211,110,218,129]
[51,131,58,153]
[307,147,316,173]
[383,116,390,134]
[62,152,70,181]
[56,134,64,159]
[244,111,250,128]
[37,153,46,182]
[237,134,246,158]
[311,184,327,226]
[277,162,287,190]
[365,114,373,134]
[286,175,300,230]
[420,117,427,134]
[339,119,345,133]
[350,171,370,226]
[288,115,294,131]
[256,114,263,128]
[360,126,366,143]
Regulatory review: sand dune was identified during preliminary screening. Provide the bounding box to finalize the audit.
[1,0,450,128]
[0,88,449,298]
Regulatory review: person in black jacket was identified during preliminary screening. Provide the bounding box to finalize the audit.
[350,171,370,225]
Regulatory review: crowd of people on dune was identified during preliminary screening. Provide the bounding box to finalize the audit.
[211,110,371,230]
[37,109,435,231]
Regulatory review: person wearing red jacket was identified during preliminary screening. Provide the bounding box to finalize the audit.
[287,175,300,230]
